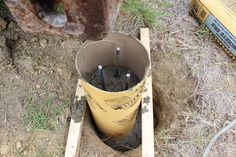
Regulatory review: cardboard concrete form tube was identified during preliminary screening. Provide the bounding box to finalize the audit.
[76,33,150,138]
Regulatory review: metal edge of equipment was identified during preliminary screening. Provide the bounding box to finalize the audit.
[190,0,236,61]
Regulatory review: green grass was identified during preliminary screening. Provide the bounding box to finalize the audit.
[55,2,65,14]
[183,127,210,149]
[196,25,210,38]
[155,128,179,157]
[36,149,47,157]
[56,140,65,155]
[121,0,171,28]
[192,66,201,77]
[173,50,183,59]
[228,63,236,69]
[56,0,169,27]
[0,0,12,20]
[42,76,49,86]
[16,149,24,157]
[23,95,63,131]
[160,0,174,8]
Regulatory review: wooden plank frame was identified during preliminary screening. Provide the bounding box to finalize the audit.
[140,28,155,157]
[65,28,154,157]
[65,80,86,157]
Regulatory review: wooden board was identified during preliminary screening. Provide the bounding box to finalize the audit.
[140,28,155,157]
[65,80,86,157]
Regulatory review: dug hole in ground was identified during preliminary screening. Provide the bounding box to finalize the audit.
[0,0,236,156]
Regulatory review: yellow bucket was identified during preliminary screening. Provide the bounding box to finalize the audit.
[76,32,150,138]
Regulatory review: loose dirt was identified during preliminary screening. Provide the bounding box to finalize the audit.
[0,20,81,157]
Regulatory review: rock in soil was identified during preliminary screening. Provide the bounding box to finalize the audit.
[16,141,22,149]
[21,40,27,48]
[0,36,10,64]
[39,39,48,49]
[14,56,35,75]
[36,84,40,89]
[10,32,19,41]
[0,17,7,31]
[30,37,38,42]
[0,145,9,155]
[57,67,72,81]
[7,22,16,30]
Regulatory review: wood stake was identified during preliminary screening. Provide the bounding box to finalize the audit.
[140,28,154,157]
[65,80,86,157]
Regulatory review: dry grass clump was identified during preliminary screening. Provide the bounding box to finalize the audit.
[148,0,236,156]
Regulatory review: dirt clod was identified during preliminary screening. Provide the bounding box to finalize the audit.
[58,67,72,81]
[21,40,27,48]
[0,17,7,31]
[16,141,22,149]
[143,96,150,104]
[39,39,48,48]
[7,22,16,30]
[15,56,35,75]
[36,84,40,89]
[71,96,87,123]
[10,32,19,41]
[30,37,38,42]
[0,36,10,64]
[141,106,149,114]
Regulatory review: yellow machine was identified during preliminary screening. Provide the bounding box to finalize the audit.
[190,0,236,60]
